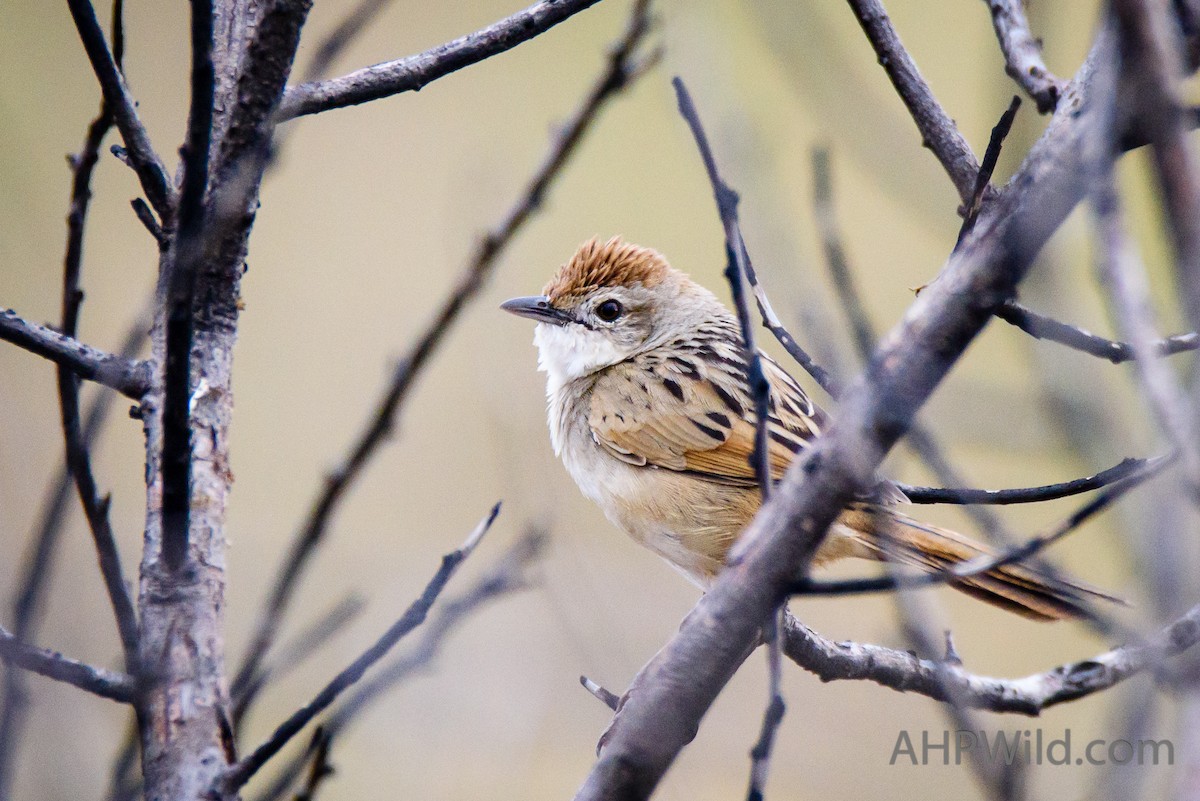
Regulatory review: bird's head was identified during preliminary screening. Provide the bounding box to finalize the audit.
[502,237,725,389]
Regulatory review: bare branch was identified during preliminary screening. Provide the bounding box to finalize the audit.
[574,27,1119,799]
[781,604,1200,715]
[278,0,605,121]
[0,317,145,796]
[900,454,1168,505]
[580,676,621,711]
[795,452,1167,597]
[673,78,772,499]
[957,95,1022,243]
[0,627,137,704]
[672,77,786,801]
[845,0,980,203]
[63,0,174,219]
[231,595,365,727]
[248,532,542,801]
[230,0,656,715]
[996,299,1199,362]
[984,0,1065,113]
[0,309,149,399]
[220,504,502,793]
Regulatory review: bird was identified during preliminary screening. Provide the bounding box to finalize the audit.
[502,235,1117,621]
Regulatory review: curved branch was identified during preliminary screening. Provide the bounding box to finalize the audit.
[278,0,604,121]
[0,309,150,399]
[782,607,1200,715]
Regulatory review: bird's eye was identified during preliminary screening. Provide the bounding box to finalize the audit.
[595,299,623,322]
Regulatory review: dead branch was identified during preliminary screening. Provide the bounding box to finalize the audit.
[0,627,137,704]
[0,309,149,399]
[574,24,1122,800]
[781,605,1200,715]
[278,0,605,120]
[220,505,501,793]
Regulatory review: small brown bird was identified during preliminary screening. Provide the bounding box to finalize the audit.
[503,236,1114,620]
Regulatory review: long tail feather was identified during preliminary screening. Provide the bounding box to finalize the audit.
[849,509,1123,622]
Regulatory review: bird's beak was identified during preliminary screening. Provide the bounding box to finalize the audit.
[500,295,573,326]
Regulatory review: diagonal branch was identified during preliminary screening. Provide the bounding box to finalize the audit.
[64,0,174,219]
[984,0,1065,113]
[230,0,656,716]
[220,505,502,793]
[0,627,137,704]
[574,25,1120,800]
[0,309,150,399]
[278,0,605,120]
[845,0,980,203]
[246,531,542,801]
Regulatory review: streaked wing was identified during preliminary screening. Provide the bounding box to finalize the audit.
[587,346,825,487]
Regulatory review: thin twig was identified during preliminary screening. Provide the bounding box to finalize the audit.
[294,728,335,801]
[0,317,144,796]
[248,532,542,801]
[64,0,174,219]
[1084,45,1200,493]
[231,595,365,727]
[781,601,1200,715]
[996,299,1199,362]
[672,76,786,801]
[794,453,1167,596]
[745,607,786,801]
[230,0,656,717]
[673,78,772,498]
[845,0,980,203]
[580,676,621,711]
[221,504,502,793]
[0,309,149,399]
[900,454,1167,505]
[0,627,137,704]
[278,0,604,120]
[52,46,142,675]
[811,147,1021,550]
[957,95,1022,244]
[984,0,1065,113]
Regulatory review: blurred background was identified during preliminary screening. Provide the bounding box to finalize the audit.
[3,0,1197,798]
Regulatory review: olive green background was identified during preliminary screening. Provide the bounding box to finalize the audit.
[1,1,1192,799]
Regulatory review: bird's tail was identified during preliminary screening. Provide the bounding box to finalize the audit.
[854,509,1123,622]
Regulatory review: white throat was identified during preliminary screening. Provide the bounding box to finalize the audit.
[533,323,626,395]
[533,322,628,458]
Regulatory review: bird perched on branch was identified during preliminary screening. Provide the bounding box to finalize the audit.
[503,236,1115,621]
